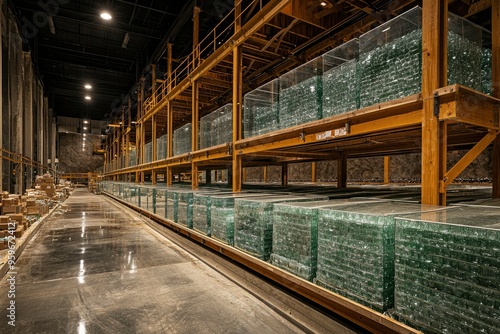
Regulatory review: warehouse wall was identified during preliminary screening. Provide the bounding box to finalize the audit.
[245,150,493,184]
[58,133,104,173]
[0,3,55,194]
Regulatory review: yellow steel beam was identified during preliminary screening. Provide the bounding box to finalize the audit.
[383,156,390,184]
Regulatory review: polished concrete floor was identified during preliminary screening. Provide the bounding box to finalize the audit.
[0,189,305,333]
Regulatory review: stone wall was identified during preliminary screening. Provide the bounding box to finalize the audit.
[58,133,104,173]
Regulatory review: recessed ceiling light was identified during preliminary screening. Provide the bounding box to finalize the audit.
[83,127,88,130]
[83,134,86,136]
[84,84,92,89]
[83,138,86,141]
[100,12,112,20]
[85,96,91,100]
[83,120,89,124]
[320,1,327,6]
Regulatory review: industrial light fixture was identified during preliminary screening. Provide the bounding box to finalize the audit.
[84,84,92,89]
[83,127,88,130]
[83,120,89,124]
[100,12,112,20]
[320,1,327,6]
[85,96,91,100]
[122,32,130,49]
[48,16,56,34]
[83,134,86,136]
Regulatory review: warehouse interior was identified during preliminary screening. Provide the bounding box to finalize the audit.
[0,0,499,333]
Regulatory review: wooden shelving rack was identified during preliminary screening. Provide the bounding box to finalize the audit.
[103,0,500,206]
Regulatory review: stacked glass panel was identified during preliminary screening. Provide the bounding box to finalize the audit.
[316,201,443,312]
[156,134,167,160]
[322,39,360,118]
[394,206,500,334]
[358,7,422,108]
[144,142,153,163]
[129,148,137,167]
[279,57,323,129]
[243,79,279,138]
[173,123,192,156]
[200,104,233,149]
[234,195,328,260]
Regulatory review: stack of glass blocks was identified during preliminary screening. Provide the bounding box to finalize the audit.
[316,201,444,312]
[271,199,381,281]
[173,123,192,156]
[199,104,233,149]
[279,57,323,129]
[322,39,360,118]
[358,7,422,108]
[156,134,167,160]
[394,205,500,334]
[144,141,153,163]
[234,195,328,260]
[209,193,277,245]
[129,149,136,166]
[243,79,279,138]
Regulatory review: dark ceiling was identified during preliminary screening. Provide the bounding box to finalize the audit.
[9,0,226,121]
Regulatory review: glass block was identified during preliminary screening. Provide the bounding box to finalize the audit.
[316,201,443,312]
[358,7,422,108]
[322,39,360,117]
[271,199,381,281]
[173,123,192,156]
[234,194,328,261]
[279,57,323,129]
[144,142,153,163]
[394,206,500,333]
[200,103,233,149]
[243,78,279,138]
[129,149,137,167]
[156,134,167,160]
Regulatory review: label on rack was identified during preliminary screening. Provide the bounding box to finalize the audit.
[334,127,347,137]
[316,130,332,140]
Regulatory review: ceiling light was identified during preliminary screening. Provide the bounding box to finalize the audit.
[83,120,89,124]
[320,1,327,6]
[83,134,86,136]
[85,96,91,100]
[84,84,92,89]
[83,138,86,141]
[83,127,88,130]
[100,12,112,20]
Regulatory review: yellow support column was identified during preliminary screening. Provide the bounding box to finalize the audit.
[421,0,448,205]
[152,114,157,185]
[281,164,288,186]
[492,1,500,198]
[232,0,243,192]
[192,80,199,190]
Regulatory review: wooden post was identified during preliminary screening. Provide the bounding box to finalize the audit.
[492,1,500,198]
[421,0,448,205]
[311,162,317,183]
[167,44,173,186]
[281,164,288,186]
[243,168,247,183]
[383,156,390,184]
[231,0,243,192]
[192,80,199,190]
[152,115,157,185]
[206,170,212,184]
[125,99,131,171]
[193,6,200,69]
[151,63,157,102]
[263,166,268,183]
[337,154,347,189]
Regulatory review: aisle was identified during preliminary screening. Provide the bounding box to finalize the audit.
[0,189,304,333]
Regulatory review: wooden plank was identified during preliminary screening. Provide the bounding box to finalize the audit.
[421,0,448,205]
[281,164,288,186]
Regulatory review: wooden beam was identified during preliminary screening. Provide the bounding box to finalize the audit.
[442,130,498,189]
[263,166,268,183]
[193,6,201,69]
[439,122,448,204]
[421,0,447,205]
[492,0,500,198]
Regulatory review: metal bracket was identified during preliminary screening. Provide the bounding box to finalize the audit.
[188,153,193,162]
[299,130,306,142]
[345,120,351,134]
[205,151,209,158]
[228,143,233,155]
[433,92,440,117]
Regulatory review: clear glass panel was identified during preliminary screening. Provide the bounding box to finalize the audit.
[243,79,280,138]
[200,103,233,149]
[173,123,192,156]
